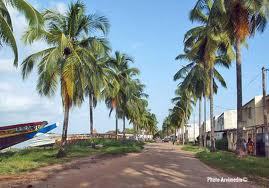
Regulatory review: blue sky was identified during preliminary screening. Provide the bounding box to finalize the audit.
[0,0,269,134]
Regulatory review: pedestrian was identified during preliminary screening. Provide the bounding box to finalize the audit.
[173,137,176,145]
[247,138,254,155]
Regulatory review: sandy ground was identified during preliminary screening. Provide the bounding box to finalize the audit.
[0,143,259,188]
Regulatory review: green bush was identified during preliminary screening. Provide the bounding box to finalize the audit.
[215,138,228,151]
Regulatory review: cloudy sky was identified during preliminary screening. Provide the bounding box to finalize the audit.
[1,0,269,134]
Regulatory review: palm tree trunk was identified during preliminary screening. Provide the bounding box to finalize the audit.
[166,127,168,137]
[115,111,118,140]
[89,92,94,135]
[182,126,185,145]
[199,98,202,148]
[57,104,70,158]
[235,38,243,155]
[203,92,207,147]
[210,68,216,152]
[123,116,126,140]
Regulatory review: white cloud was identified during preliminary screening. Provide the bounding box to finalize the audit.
[49,1,68,14]
[0,59,17,73]
[0,82,14,92]
[0,94,36,112]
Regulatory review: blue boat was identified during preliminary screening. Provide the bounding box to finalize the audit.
[0,122,57,150]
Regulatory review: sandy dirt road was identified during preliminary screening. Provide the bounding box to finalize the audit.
[0,143,259,188]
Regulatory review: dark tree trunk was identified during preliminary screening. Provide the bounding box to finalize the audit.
[123,116,126,140]
[166,127,168,137]
[57,104,70,158]
[89,92,94,135]
[203,92,207,147]
[210,68,216,152]
[115,111,118,140]
[182,126,185,145]
[199,98,202,148]
[235,38,243,155]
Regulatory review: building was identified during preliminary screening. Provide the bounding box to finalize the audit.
[241,95,269,130]
[227,95,269,155]
[185,123,200,142]
[214,110,237,140]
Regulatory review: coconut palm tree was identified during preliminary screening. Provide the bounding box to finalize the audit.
[0,0,43,66]
[174,61,226,147]
[21,1,109,157]
[128,95,149,137]
[82,37,111,135]
[176,0,235,151]
[194,0,269,154]
[105,51,139,139]
[162,116,172,138]
[144,112,158,137]
[220,0,268,155]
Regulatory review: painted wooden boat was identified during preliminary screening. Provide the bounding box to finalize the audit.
[0,121,47,150]
[28,123,58,147]
[29,136,56,147]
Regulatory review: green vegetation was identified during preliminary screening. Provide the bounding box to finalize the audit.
[18,0,158,156]
[0,0,43,66]
[181,145,206,153]
[163,0,269,153]
[182,145,269,183]
[0,139,144,175]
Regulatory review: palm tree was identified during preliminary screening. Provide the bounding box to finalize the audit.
[21,1,108,157]
[128,95,149,138]
[176,0,234,151]
[0,0,43,66]
[105,51,139,139]
[211,0,268,155]
[172,89,195,144]
[162,116,173,138]
[82,38,111,135]
[144,112,158,137]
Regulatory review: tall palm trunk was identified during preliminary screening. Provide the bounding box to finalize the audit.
[89,92,94,135]
[182,126,185,145]
[136,124,139,140]
[203,62,207,148]
[166,127,168,137]
[203,92,207,147]
[57,104,70,158]
[199,98,202,147]
[115,111,118,140]
[209,68,216,152]
[235,38,243,155]
[174,128,177,144]
[123,116,126,140]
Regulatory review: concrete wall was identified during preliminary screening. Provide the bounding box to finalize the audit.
[242,98,256,128]
[186,123,200,142]
[224,110,237,130]
[242,95,269,128]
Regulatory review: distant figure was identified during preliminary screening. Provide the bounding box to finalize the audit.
[172,137,176,145]
[247,138,254,155]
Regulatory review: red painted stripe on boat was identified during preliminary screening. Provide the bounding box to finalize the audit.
[0,121,48,131]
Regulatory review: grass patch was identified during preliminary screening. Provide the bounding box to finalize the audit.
[181,144,206,153]
[182,145,269,184]
[196,150,269,180]
[0,139,144,175]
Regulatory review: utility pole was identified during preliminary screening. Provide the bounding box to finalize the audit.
[262,67,269,158]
